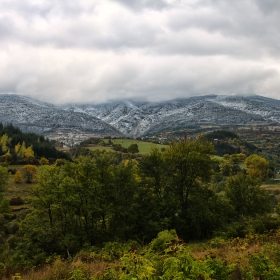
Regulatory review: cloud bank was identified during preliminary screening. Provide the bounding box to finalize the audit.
[1,0,280,104]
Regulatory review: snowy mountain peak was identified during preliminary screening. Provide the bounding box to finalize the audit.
[1,94,280,140]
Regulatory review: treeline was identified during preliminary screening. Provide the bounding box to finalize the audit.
[1,137,277,269]
[204,130,258,156]
[0,123,71,163]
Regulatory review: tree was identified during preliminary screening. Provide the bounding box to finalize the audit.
[127,143,139,154]
[139,146,165,200]
[113,143,123,151]
[0,165,9,192]
[22,164,38,183]
[40,157,49,165]
[219,159,234,176]
[226,172,270,217]
[0,134,11,153]
[164,138,215,214]
[15,142,21,153]
[237,153,246,161]
[24,145,35,160]
[17,141,26,158]
[245,154,269,181]
[14,170,23,183]
[162,138,216,239]
[0,165,10,213]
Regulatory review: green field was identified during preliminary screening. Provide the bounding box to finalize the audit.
[87,139,168,154]
[4,165,35,212]
[211,155,223,161]
[87,146,115,153]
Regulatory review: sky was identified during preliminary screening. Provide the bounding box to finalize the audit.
[1,0,280,104]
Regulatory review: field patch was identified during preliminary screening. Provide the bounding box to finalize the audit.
[87,139,168,154]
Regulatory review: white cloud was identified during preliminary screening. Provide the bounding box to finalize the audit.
[1,0,280,103]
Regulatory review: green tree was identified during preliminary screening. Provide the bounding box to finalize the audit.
[0,165,10,213]
[139,146,165,200]
[0,165,9,192]
[109,159,140,239]
[127,143,139,153]
[164,138,215,215]
[226,172,270,217]
[40,157,49,165]
[162,138,216,239]
[219,159,234,176]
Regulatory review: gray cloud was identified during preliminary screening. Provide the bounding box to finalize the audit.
[110,0,169,11]
[0,0,280,104]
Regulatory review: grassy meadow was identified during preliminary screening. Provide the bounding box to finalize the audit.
[3,165,35,214]
[87,138,168,154]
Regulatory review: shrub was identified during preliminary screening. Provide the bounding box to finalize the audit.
[14,171,22,183]
[5,221,19,234]
[150,230,179,253]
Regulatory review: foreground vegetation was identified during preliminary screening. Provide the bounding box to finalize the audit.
[1,125,280,279]
[3,229,280,279]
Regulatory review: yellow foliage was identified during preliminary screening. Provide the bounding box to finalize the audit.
[0,134,11,153]
[40,157,49,165]
[22,164,38,183]
[14,171,22,183]
[237,153,246,161]
[17,141,26,158]
[245,154,269,180]
[24,145,34,159]
[14,143,21,153]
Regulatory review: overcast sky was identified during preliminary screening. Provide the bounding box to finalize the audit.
[1,0,280,104]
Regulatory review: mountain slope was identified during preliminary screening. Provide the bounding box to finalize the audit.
[0,94,122,137]
[1,94,280,139]
[64,94,278,137]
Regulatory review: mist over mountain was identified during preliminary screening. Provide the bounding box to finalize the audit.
[1,94,280,141]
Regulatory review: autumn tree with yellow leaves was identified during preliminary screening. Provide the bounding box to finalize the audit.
[245,154,269,181]
[22,165,38,183]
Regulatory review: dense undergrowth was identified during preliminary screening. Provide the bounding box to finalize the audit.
[3,229,280,280]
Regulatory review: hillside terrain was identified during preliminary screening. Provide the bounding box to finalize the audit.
[1,94,280,144]
[63,94,280,137]
[1,124,280,279]
[0,95,122,145]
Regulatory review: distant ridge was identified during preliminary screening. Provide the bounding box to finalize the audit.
[0,94,122,138]
[1,94,280,140]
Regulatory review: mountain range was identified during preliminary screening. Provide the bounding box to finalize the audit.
[1,94,280,143]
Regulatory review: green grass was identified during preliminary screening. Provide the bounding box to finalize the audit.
[87,146,115,153]
[112,139,167,154]
[211,155,223,161]
[87,139,168,155]
[4,165,35,211]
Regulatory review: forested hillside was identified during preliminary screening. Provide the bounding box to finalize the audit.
[0,130,280,279]
[0,123,71,163]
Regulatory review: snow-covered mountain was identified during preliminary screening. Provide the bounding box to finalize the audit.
[62,94,280,137]
[1,94,280,139]
[0,94,122,137]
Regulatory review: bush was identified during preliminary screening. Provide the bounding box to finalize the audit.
[150,230,179,253]
[5,221,19,234]
[14,171,22,183]
[0,199,11,214]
